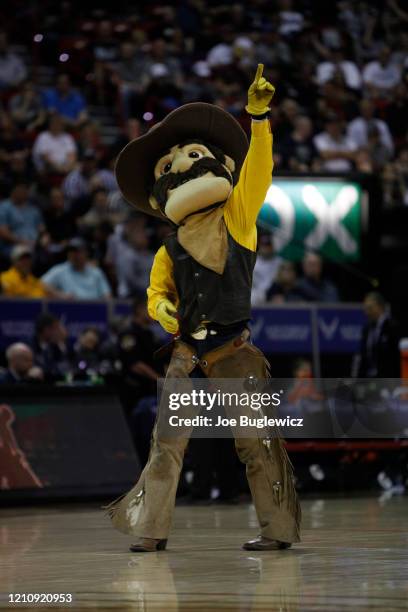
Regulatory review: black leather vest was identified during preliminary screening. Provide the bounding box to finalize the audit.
[164,230,257,335]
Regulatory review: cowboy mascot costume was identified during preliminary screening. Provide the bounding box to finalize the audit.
[107,65,301,552]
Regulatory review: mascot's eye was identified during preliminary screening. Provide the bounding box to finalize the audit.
[162,162,172,174]
[189,151,201,159]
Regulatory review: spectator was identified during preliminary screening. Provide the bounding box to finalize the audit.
[280,115,317,171]
[384,82,408,145]
[251,232,282,305]
[119,226,154,298]
[78,187,125,229]
[362,45,401,95]
[0,343,43,384]
[31,313,72,382]
[112,41,151,119]
[0,182,44,258]
[296,253,339,302]
[105,213,150,295]
[9,80,46,132]
[72,327,105,381]
[42,237,111,299]
[32,114,77,175]
[347,99,394,155]
[278,0,305,37]
[314,114,358,172]
[42,74,88,126]
[266,260,303,303]
[0,115,29,169]
[316,47,362,90]
[365,124,393,172]
[356,292,401,378]
[287,358,324,404]
[0,31,27,90]
[42,187,78,246]
[0,244,62,298]
[62,149,117,206]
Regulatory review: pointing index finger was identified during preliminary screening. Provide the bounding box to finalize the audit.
[254,63,264,83]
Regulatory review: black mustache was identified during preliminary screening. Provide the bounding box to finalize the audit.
[151,157,232,210]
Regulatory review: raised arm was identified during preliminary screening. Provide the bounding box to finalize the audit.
[224,64,275,251]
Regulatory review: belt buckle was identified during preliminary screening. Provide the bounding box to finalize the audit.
[191,326,208,340]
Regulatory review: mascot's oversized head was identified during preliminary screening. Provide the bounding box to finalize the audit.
[115,103,248,224]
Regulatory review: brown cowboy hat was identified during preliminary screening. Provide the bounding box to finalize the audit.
[115,102,249,218]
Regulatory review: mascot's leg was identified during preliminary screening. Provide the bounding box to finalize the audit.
[201,332,301,549]
[104,341,197,552]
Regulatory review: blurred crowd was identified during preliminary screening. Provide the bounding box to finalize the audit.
[0,0,407,306]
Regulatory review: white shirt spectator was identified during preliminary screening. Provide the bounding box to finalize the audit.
[314,131,358,172]
[206,44,233,67]
[317,61,362,90]
[32,130,77,172]
[279,11,304,36]
[347,117,394,155]
[251,254,283,306]
[63,167,117,201]
[362,60,401,90]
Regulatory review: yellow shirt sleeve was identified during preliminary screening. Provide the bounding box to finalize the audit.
[147,245,179,320]
[224,119,273,252]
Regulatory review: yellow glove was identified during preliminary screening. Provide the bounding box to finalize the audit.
[156,298,179,334]
[245,63,275,116]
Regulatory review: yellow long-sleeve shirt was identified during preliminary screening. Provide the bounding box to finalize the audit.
[147,119,273,320]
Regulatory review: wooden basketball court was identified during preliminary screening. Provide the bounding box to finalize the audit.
[1,496,407,610]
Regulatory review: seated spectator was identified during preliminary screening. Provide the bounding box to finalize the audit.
[347,99,394,155]
[0,182,44,258]
[0,342,43,384]
[316,47,362,91]
[0,115,29,169]
[278,0,305,37]
[111,118,143,158]
[42,187,78,246]
[266,261,303,303]
[42,237,111,299]
[62,149,117,207]
[363,45,401,95]
[364,124,392,172]
[0,244,62,298]
[251,232,282,305]
[0,31,27,90]
[31,313,72,382]
[280,115,317,171]
[314,114,358,172]
[77,187,125,229]
[77,121,106,161]
[9,80,46,132]
[105,213,151,296]
[356,292,400,378]
[114,224,154,298]
[42,73,88,127]
[297,253,339,302]
[32,114,77,175]
[287,358,324,404]
[72,326,104,381]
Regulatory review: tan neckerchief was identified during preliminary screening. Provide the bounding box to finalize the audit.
[177,206,228,275]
